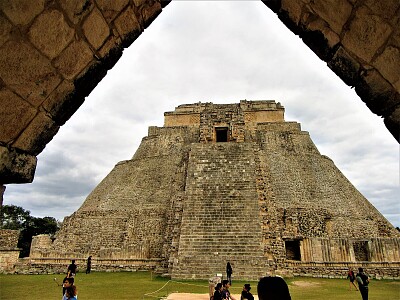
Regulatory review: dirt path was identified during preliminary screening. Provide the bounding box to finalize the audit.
[166,293,259,299]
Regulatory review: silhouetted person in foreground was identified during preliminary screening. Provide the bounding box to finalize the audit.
[241,283,254,300]
[86,255,92,274]
[257,276,291,300]
[213,282,223,300]
[356,267,370,300]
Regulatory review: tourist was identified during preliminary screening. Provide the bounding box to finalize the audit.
[212,282,223,300]
[257,276,291,300]
[347,267,358,291]
[240,283,254,300]
[226,262,233,284]
[356,267,370,300]
[222,279,237,300]
[62,276,74,296]
[86,256,92,274]
[67,259,77,277]
[62,277,78,300]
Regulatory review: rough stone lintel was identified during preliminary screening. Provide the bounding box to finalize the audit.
[0,146,37,183]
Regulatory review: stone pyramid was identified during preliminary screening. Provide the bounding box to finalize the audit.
[30,100,400,279]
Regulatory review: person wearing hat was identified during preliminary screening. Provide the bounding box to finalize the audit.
[241,283,254,300]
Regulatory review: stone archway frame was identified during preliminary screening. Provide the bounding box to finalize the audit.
[0,0,399,185]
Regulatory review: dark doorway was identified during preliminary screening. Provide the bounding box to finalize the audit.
[285,240,301,261]
[353,241,369,261]
[215,127,228,142]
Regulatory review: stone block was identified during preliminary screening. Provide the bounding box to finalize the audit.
[28,9,74,59]
[139,1,163,29]
[114,6,142,47]
[373,46,400,86]
[328,46,360,87]
[356,69,400,115]
[42,80,82,125]
[82,8,110,50]
[0,40,61,107]
[54,40,93,80]
[364,0,400,21]
[58,0,94,25]
[0,14,12,48]
[307,0,352,34]
[384,106,400,142]
[0,0,45,26]
[96,0,129,23]
[281,0,303,25]
[12,112,59,156]
[0,146,37,183]
[0,89,36,143]
[342,6,392,63]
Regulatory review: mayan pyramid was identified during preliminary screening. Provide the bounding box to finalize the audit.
[30,100,400,279]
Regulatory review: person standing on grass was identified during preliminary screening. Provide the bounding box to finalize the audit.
[67,259,77,278]
[62,277,78,300]
[356,267,370,300]
[226,262,233,285]
[347,267,358,291]
[86,256,92,274]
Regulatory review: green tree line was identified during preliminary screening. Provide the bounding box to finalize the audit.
[0,204,60,257]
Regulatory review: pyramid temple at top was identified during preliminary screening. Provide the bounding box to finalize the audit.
[29,100,400,279]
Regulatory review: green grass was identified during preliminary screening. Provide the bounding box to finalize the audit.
[0,272,399,299]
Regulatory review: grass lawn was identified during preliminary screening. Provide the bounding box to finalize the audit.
[0,271,399,299]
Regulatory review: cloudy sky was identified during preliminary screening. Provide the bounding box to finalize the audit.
[4,2,399,227]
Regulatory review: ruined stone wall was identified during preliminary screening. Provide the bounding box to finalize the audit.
[0,229,20,273]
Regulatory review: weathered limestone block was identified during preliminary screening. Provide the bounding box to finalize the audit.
[114,6,142,47]
[373,46,400,87]
[96,0,130,23]
[0,89,36,143]
[58,0,94,25]
[12,112,59,156]
[306,0,352,35]
[82,8,110,50]
[53,40,93,80]
[28,9,75,59]
[342,6,392,63]
[0,0,45,26]
[0,40,61,107]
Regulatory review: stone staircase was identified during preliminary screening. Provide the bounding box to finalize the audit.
[171,143,269,280]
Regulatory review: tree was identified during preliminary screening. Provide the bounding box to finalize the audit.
[0,205,60,257]
[0,204,31,230]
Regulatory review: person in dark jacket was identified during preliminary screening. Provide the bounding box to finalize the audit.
[356,267,370,300]
[67,259,77,277]
[86,256,92,274]
[226,262,233,285]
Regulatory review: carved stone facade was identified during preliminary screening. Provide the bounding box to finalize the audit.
[24,101,400,279]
